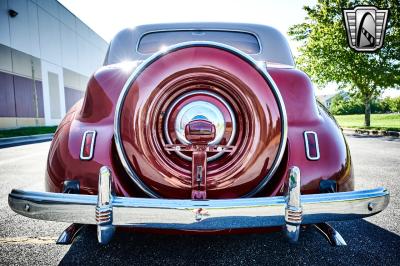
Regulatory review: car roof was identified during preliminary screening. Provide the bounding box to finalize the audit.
[104,22,294,67]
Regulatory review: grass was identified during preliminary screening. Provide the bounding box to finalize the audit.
[334,113,400,132]
[0,126,58,138]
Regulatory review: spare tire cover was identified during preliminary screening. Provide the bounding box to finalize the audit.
[115,42,287,199]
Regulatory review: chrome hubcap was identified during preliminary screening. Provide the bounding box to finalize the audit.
[175,101,225,145]
[164,91,236,161]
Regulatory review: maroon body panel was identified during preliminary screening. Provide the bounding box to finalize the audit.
[45,48,353,206]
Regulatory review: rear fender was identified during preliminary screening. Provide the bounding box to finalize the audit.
[269,68,353,194]
[46,64,143,196]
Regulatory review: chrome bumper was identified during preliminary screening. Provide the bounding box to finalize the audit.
[8,167,389,244]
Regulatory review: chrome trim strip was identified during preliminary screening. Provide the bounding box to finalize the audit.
[79,130,96,161]
[114,41,288,198]
[304,131,320,161]
[8,187,389,230]
[135,29,263,56]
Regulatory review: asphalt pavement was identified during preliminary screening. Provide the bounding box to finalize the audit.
[0,134,399,265]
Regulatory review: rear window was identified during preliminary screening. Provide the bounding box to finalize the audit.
[137,30,261,54]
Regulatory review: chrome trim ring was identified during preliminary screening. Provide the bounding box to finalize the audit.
[114,41,288,198]
[163,90,237,161]
[175,101,225,144]
[80,130,96,161]
[304,131,320,161]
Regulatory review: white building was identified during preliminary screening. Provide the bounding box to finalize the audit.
[317,94,336,109]
[0,0,108,128]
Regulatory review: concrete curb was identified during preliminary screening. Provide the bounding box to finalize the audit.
[342,128,400,138]
[0,133,54,149]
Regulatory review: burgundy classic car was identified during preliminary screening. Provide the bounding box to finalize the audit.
[8,23,389,246]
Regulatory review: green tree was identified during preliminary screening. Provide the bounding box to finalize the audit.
[385,96,400,112]
[330,93,364,114]
[289,0,400,126]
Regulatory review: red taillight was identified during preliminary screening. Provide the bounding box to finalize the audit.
[80,131,96,160]
[304,131,320,160]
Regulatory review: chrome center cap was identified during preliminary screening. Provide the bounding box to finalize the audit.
[164,90,236,161]
[175,101,225,145]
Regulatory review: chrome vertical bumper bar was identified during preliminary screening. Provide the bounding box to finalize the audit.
[284,167,302,242]
[96,166,115,244]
